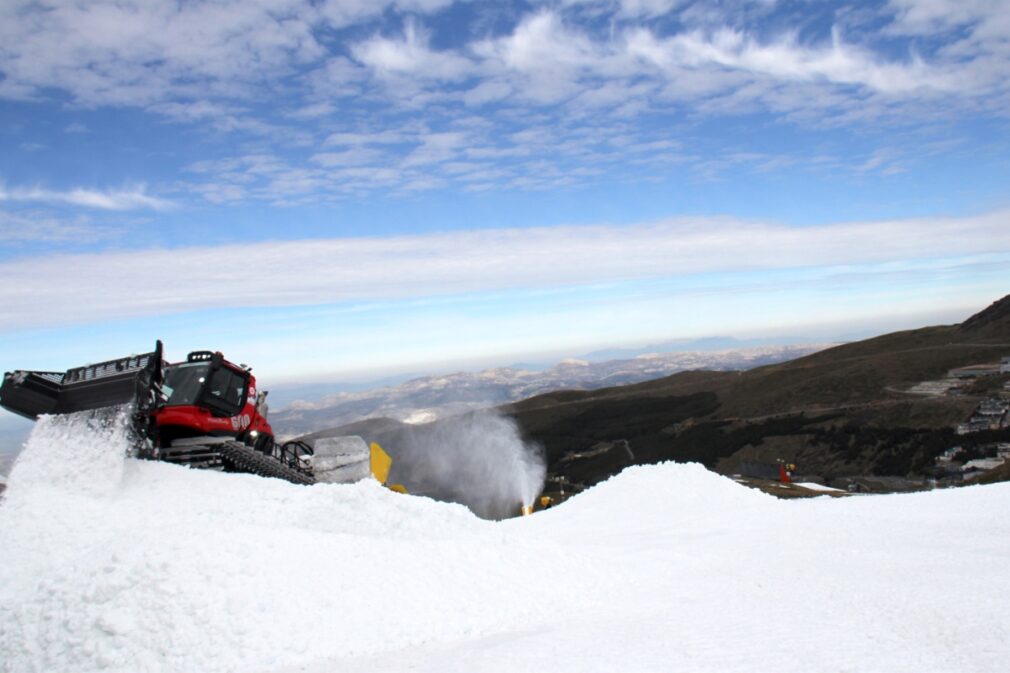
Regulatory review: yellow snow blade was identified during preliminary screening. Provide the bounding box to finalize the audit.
[370,442,393,485]
[388,484,408,494]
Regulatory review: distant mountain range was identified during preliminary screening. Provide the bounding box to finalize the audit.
[577,335,818,362]
[270,345,828,437]
[264,336,818,409]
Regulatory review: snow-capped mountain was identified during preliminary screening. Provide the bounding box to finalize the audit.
[270,345,827,436]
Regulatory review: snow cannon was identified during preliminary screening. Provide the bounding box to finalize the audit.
[308,437,407,492]
[0,341,399,490]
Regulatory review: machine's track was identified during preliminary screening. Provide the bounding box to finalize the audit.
[219,440,316,485]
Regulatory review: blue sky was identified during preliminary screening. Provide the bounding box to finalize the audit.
[1,0,1009,396]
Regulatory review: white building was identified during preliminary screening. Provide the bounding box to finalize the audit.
[964,458,1005,471]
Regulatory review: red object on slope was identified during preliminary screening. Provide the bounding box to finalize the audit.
[778,463,792,484]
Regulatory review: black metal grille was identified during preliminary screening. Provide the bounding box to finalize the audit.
[65,353,153,383]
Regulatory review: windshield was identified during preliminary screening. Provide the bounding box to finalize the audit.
[205,366,247,414]
[162,362,210,406]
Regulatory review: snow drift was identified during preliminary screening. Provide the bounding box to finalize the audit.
[2,411,1010,673]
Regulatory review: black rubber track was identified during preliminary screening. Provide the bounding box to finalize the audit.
[219,440,315,486]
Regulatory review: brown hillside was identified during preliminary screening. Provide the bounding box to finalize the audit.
[958,294,1010,333]
[505,295,1010,492]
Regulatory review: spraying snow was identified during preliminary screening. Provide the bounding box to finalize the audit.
[2,413,1010,673]
[382,411,546,519]
[3,407,135,499]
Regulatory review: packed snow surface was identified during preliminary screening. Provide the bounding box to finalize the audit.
[2,412,1010,673]
[795,481,845,492]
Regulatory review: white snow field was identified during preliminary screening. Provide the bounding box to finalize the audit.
[2,411,1009,673]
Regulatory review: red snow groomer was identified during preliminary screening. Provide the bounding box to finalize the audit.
[0,341,315,484]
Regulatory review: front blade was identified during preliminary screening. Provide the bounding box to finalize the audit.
[0,342,163,420]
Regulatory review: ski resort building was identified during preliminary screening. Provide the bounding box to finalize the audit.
[956,397,1010,434]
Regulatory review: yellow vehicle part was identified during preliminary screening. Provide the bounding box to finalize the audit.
[369,442,407,493]
[370,442,392,484]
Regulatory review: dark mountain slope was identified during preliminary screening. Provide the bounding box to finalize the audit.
[505,295,1010,491]
[958,294,1010,333]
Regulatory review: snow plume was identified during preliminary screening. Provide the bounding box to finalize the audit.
[4,406,134,500]
[386,411,546,520]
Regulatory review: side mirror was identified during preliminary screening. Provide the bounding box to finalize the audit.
[210,352,223,370]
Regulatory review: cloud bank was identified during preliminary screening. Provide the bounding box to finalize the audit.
[0,184,171,211]
[0,210,1006,330]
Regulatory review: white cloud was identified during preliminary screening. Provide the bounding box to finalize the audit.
[147,100,238,122]
[351,21,473,81]
[886,0,1007,34]
[854,148,905,174]
[323,130,411,147]
[462,80,513,106]
[0,210,1007,330]
[0,211,118,243]
[616,0,686,18]
[311,148,387,167]
[0,0,324,106]
[287,102,336,120]
[190,182,248,204]
[401,131,469,166]
[473,11,619,104]
[0,184,172,211]
[456,6,982,125]
[627,26,958,94]
[317,0,455,28]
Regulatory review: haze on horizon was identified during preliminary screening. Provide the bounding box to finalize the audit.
[1,0,1009,392]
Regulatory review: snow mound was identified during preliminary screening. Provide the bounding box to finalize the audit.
[542,462,771,524]
[0,411,590,673]
[521,462,775,551]
[575,462,770,509]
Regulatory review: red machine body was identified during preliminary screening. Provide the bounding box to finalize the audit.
[152,350,274,449]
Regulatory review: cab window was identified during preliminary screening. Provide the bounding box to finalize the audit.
[205,367,248,416]
[162,362,210,406]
